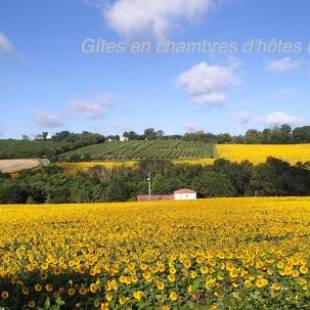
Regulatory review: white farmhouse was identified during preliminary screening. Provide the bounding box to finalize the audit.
[174,188,197,201]
[120,136,129,142]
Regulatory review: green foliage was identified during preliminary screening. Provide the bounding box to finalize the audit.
[0,183,29,203]
[249,157,310,196]
[292,126,310,143]
[243,124,310,144]
[103,178,130,201]
[192,171,237,197]
[213,159,253,195]
[37,297,65,310]
[0,132,105,160]
[182,125,310,144]
[0,158,310,204]
[0,140,60,159]
[152,174,173,194]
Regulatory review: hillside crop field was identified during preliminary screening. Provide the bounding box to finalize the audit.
[0,198,309,309]
[60,140,215,161]
[58,143,310,172]
[217,144,310,165]
[0,134,105,160]
[0,140,61,159]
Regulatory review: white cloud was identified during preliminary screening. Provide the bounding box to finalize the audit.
[266,57,301,73]
[177,61,240,106]
[35,112,64,128]
[259,112,300,126]
[103,0,217,39]
[0,33,15,56]
[70,94,115,119]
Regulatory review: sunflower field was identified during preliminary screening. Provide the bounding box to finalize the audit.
[58,159,216,173]
[217,144,310,165]
[57,161,136,173]
[0,198,310,309]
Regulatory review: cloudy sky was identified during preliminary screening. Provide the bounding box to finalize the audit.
[1,0,310,138]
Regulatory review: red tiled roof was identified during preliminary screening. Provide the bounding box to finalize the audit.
[174,188,196,194]
[137,195,174,201]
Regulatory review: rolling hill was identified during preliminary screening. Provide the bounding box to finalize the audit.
[60,140,216,161]
[0,140,60,159]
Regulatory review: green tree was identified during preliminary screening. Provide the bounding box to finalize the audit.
[103,179,129,201]
[192,171,237,197]
[0,184,29,203]
[124,131,142,140]
[244,129,262,144]
[26,195,36,204]
[47,186,71,203]
[22,135,30,141]
[213,159,253,195]
[152,174,172,194]
[292,126,310,143]
[42,132,49,141]
[248,157,291,196]
[144,128,157,140]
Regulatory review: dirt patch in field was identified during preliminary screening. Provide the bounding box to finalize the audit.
[0,159,41,173]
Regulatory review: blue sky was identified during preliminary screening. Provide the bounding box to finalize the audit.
[0,0,310,138]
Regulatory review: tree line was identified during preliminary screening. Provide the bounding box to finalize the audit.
[123,124,310,144]
[71,124,310,144]
[0,158,309,204]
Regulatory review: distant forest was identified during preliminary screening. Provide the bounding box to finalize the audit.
[7,124,310,144]
[123,124,310,144]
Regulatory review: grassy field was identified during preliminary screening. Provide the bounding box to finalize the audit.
[217,144,310,165]
[60,140,215,161]
[0,140,60,159]
[0,197,309,309]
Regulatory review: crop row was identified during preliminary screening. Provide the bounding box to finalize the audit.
[60,140,215,161]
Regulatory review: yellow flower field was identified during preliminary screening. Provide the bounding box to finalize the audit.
[57,144,310,173]
[217,144,310,165]
[58,159,215,173]
[58,161,136,173]
[173,158,215,166]
[0,197,310,309]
